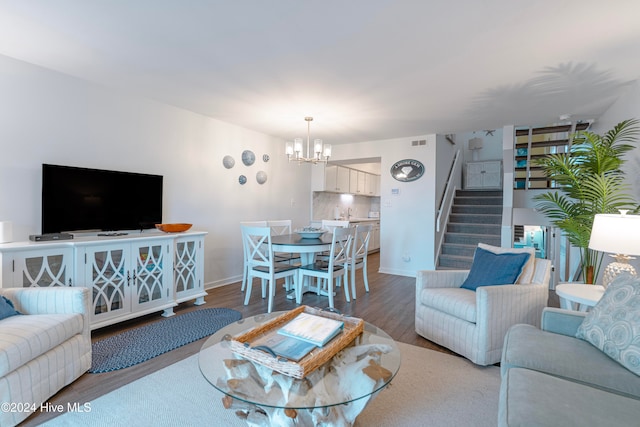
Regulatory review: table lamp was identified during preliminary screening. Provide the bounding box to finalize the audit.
[588,211,640,287]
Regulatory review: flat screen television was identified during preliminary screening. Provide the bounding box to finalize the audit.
[42,164,163,234]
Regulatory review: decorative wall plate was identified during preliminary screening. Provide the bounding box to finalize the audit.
[242,150,256,166]
[263,154,270,162]
[223,155,235,169]
[256,171,267,184]
[239,175,247,185]
[390,159,425,182]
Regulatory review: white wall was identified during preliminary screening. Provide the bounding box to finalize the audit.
[326,135,438,276]
[590,80,640,274]
[0,54,311,288]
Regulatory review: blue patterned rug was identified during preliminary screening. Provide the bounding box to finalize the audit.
[89,308,242,373]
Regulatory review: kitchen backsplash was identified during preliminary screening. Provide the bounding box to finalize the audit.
[312,192,381,220]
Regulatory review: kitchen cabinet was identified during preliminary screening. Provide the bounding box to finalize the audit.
[465,160,502,189]
[325,165,350,193]
[349,169,359,194]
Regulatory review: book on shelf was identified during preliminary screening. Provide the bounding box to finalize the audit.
[277,312,344,347]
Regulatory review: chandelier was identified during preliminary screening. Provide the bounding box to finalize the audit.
[285,117,332,164]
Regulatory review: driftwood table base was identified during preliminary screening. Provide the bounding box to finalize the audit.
[218,344,393,427]
[198,312,401,427]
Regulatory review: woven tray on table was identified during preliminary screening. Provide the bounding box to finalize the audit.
[229,305,364,379]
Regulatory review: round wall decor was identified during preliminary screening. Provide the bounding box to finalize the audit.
[222,155,235,169]
[242,150,256,166]
[256,171,268,184]
[262,154,270,163]
[238,175,247,185]
[390,159,425,182]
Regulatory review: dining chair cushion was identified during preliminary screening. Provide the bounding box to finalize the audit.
[461,246,531,291]
[478,243,536,284]
[253,263,299,274]
[300,261,344,272]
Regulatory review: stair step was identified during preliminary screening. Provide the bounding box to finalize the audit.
[452,205,502,215]
[444,233,501,246]
[441,243,476,257]
[447,223,501,234]
[449,213,502,225]
[438,254,473,269]
[456,190,503,197]
[454,196,503,205]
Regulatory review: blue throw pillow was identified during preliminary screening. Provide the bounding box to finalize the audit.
[0,296,20,320]
[461,246,531,291]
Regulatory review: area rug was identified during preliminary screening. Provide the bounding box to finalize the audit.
[89,308,242,373]
[47,342,501,426]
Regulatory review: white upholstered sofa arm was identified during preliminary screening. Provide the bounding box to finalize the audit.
[416,269,469,290]
[0,287,91,336]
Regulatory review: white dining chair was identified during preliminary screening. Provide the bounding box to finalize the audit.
[346,223,372,299]
[321,219,349,232]
[317,219,350,259]
[240,220,267,292]
[242,225,298,313]
[267,219,301,268]
[297,226,354,309]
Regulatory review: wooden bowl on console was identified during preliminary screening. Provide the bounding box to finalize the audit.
[155,223,193,233]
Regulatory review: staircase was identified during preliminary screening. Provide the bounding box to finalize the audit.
[438,190,503,269]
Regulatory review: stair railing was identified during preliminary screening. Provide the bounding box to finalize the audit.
[436,149,461,233]
[435,149,461,265]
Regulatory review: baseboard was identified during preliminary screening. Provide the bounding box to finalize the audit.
[377,267,417,278]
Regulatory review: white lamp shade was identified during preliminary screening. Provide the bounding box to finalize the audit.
[589,213,640,256]
[285,141,294,156]
[313,139,323,154]
[323,144,332,158]
[293,138,303,154]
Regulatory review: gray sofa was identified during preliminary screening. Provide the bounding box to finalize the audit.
[499,307,640,426]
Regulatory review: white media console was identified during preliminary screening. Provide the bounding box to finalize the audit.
[0,230,207,330]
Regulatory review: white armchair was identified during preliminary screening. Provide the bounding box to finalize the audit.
[415,257,551,365]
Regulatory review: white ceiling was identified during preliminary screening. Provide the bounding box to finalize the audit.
[1,1,640,144]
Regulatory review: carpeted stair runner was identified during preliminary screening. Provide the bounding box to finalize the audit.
[89,308,242,373]
[438,190,503,269]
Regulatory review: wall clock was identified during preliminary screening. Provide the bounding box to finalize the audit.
[390,159,425,182]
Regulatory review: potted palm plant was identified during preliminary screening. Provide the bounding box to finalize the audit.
[533,119,640,283]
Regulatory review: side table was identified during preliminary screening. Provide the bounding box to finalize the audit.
[555,283,605,312]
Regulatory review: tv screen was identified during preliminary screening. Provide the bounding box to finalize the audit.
[42,164,163,234]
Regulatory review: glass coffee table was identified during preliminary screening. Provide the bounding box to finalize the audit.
[199,311,401,426]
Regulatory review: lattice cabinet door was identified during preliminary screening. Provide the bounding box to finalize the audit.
[174,235,206,304]
[131,239,173,312]
[9,247,74,287]
[85,244,132,323]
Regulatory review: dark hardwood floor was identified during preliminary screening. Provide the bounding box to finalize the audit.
[21,252,559,426]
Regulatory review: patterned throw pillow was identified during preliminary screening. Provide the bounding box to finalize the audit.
[0,296,20,320]
[576,273,640,376]
[460,246,531,291]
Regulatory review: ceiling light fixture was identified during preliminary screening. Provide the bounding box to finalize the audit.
[285,117,332,164]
